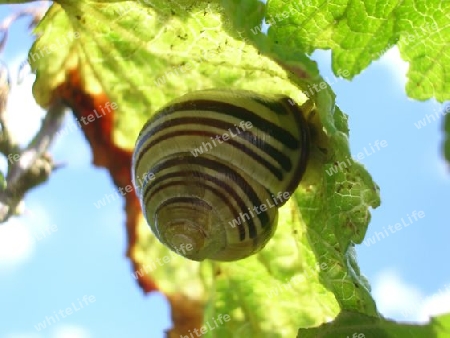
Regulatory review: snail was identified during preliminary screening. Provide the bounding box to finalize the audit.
[132,89,311,261]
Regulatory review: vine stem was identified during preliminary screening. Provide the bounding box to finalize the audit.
[0,2,61,223]
[0,99,67,223]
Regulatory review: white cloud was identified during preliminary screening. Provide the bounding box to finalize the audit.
[372,270,424,321]
[3,325,90,338]
[0,203,56,271]
[378,47,409,88]
[418,284,450,322]
[4,57,89,170]
[23,204,58,243]
[4,56,46,147]
[51,325,91,338]
[372,269,450,323]
[0,217,35,269]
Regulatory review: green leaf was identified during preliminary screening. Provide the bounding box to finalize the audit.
[31,0,382,336]
[298,311,450,337]
[133,199,340,338]
[30,0,311,149]
[261,0,450,102]
[130,31,380,335]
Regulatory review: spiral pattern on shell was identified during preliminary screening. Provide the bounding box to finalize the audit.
[132,89,310,261]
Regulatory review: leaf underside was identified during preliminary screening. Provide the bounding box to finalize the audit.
[22,0,450,336]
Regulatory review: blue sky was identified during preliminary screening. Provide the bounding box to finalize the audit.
[0,2,449,338]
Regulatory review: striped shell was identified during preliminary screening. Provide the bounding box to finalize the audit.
[132,89,310,261]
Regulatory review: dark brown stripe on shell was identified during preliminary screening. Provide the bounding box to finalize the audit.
[134,116,293,172]
[146,179,246,241]
[135,129,284,182]
[149,99,300,149]
[145,156,270,237]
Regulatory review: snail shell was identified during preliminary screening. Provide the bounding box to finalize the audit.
[132,89,310,261]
